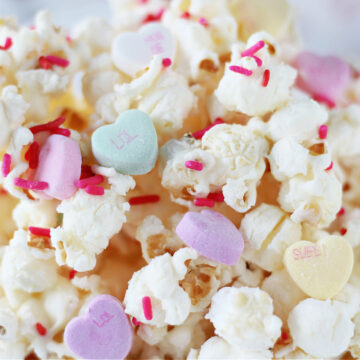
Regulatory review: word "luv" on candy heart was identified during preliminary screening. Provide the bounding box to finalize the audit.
[176,210,244,265]
[92,110,158,175]
[111,23,175,77]
[284,236,354,300]
[64,295,133,360]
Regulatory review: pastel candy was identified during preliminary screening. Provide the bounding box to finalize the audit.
[91,110,158,175]
[34,134,81,200]
[284,236,353,300]
[293,52,351,103]
[111,23,175,76]
[176,210,244,265]
[64,295,133,360]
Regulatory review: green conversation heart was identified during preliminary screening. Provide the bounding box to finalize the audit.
[91,110,158,175]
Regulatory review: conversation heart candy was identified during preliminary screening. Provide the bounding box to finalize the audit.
[91,110,158,175]
[111,23,175,76]
[293,52,351,104]
[33,134,81,200]
[284,236,353,300]
[176,210,244,265]
[64,295,133,360]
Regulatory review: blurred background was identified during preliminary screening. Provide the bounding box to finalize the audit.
[0,0,359,62]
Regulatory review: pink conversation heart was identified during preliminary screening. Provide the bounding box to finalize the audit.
[64,295,133,360]
[293,52,351,104]
[33,134,81,200]
[176,210,244,265]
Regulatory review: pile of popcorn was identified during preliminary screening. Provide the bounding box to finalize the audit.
[0,0,360,359]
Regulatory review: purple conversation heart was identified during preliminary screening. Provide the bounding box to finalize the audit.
[175,210,244,265]
[64,295,133,359]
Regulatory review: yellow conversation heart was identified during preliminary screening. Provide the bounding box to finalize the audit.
[284,236,353,300]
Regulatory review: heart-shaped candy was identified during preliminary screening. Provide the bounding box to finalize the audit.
[293,52,351,104]
[284,236,353,300]
[64,295,133,360]
[175,210,244,265]
[92,110,158,175]
[111,23,176,76]
[33,134,82,200]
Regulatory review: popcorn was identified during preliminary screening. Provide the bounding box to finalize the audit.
[288,298,354,358]
[205,287,282,351]
[124,248,198,327]
[215,32,297,116]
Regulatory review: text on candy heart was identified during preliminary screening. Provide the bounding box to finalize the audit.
[93,311,114,328]
[144,31,165,54]
[110,130,139,151]
[292,244,327,261]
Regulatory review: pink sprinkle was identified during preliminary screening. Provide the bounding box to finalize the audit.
[2,153,11,177]
[337,207,346,216]
[262,69,270,87]
[142,296,153,320]
[251,55,262,67]
[229,65,252,76]
[313,94,336,108]
[193,118,224,140]
[241,40,265,57]
[198,17,208,27]
[340,227,347,236]
[207,192,224,202]
[132,317,141,326]
[25,142,40,169]
[14,178,48,190]
[185,161,203,171]
[28,226,51,237]
[39,56,52,70]
[69,269,77,280]
[66,35,72,43]
[318,124,328,139]
[44,55,70,68]
[0,37,12,50]
[85,185,104,196]
[194,198,215,207]
[139,0,148,4]
[181,12,191,19]
[162,58,172,67]
[325,161,333,171]
[51,127,71,137]
[30,115,66,134]
[76,175,104,189]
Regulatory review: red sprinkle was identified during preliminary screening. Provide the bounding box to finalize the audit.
[192,118,224,140]
[36,323,47,336]
[25,142,40,169]
[28,226,51,237]
[198,17,208,27]
[14,178,48,190]
[207,192,224,202]
[30,115,66,134]
[337,207,346,216]
[132,317,141,326]
[38,56,53,70]
[142,296,153,320]
[85,185,104,196]
[44,55,70,68]
[76,175,104,189]
[194,198,215,207]
[69,269,77,280]
[51,127,71,137]
[162,58,172,67]
[185,161,203,171]
[281,330,289,341]
[241,40,265,57]
[251,55,262,67]
[313,94,336,108]
[262,69,270,87]
[129,195,160,205]
[229,65,252,76]
[340,227,348,236]
[318,124,328,140]
[0,37,12,50]
[2,153,11,177]
[81,165,94,179]
[325,161,333,171]
[181,12,191,19]
[143,8,164,23]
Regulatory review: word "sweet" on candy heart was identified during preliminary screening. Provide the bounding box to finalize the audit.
[176,210,244,265]
[33,134,82,200]
[92,110,158,175]
[284,236,353,300]
[64,294,133,360]
[111,23,175,76]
